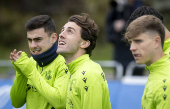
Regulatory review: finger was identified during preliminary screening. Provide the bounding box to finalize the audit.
[13,49,17,54]
[17,51,22,55]
[10,53,15,58]
[13,53,21,61]
[10,53,13,60]
[12,53,18,59]
[10,52,13,56]
[12,56,16,61]
[12,49,15,54]
[12,55,19,62]
[10,55,13,60]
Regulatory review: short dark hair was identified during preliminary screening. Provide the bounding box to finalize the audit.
[126,6,164,28]
[68,13,99,56]
[25,15,56,36]
[125,15,165,48]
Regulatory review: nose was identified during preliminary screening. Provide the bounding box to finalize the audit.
[59,31,65,39]
[130,42,136,51]
[30,41,37,48]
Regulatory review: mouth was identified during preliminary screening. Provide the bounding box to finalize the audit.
[133,54,141,59]
[31,50,41,55]
[58,40,66,45]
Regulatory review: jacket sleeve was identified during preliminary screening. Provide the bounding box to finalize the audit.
[14,52,70,108]
[10,61,27,108]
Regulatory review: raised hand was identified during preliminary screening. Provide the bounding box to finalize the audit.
[10,49,22,62]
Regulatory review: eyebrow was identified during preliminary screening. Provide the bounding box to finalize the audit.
[62,26,76,31]
[27,37,43,41]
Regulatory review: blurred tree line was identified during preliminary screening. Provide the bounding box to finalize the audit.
[0,0,110,59]
[144,0,170,28]
[0,0,170,59]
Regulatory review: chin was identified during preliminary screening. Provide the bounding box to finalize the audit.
[56,50,61,54]
[56,50,65,55]
[136,61,144,65]
[33,53,41,55]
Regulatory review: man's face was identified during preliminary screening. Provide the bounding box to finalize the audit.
[27,28,54,55]
[129,33,156,66]
[57,22,84,56]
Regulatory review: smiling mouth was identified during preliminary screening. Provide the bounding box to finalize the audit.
[32,50,41,55]
[59,41,66,45]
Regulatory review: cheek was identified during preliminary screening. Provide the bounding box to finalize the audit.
[28,41,32,47]
[143,46,154,60]
[67,42,79,52]
[68,44,77,51]
[41,41,51,49]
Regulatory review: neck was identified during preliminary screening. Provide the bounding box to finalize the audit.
[147,50,165,66]
[31,43,58,67]
[63,50,85,65]
[64,55,77,66]
[164,28,170,41]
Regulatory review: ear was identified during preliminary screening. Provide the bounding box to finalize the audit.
[80,40,90,49]
[154,36,161,48]
[51,33,58,44]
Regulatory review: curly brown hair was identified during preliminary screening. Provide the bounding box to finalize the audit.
[68,13,99,56]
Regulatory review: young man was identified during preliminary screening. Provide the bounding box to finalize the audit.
[10,15,70,109]
[126,6,170,56]
[57,13,111,109]
[125,15,170,109]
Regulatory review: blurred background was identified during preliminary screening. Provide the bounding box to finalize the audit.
[0,0,170,109]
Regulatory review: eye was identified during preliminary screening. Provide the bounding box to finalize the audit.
[27,39,32,42]
[35,38,42,42]
[67,29,73,34]
[135,40,142,43]
[61,28,64,32]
